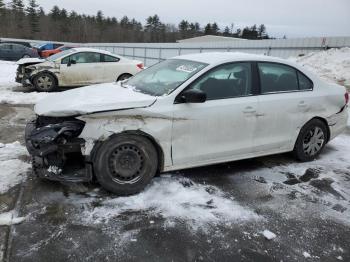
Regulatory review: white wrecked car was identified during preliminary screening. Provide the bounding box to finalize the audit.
[16,47,143,92]
[25,52,349,195]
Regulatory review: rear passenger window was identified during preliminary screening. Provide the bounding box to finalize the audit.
[189,62,252,100]
[298,71,313,90]
[102,54,120,62]
[258,63,298,93]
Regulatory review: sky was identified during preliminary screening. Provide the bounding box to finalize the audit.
[26,0,350,38]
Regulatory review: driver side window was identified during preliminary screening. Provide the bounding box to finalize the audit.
[188,62,252,100]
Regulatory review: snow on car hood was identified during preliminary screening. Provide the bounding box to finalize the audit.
[34,83,157,117]
[16,58,45,65]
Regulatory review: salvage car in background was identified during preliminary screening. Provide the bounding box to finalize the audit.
[32,42,63,56]
[16,47,144,91]
[0,43,39,61]
[25,52,348,195]
[40,45,76,58]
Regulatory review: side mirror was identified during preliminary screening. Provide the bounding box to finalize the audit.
[67,59,76,67]
[180,89,206,103]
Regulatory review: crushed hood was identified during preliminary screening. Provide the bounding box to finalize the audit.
[34,83,157,117]
[17,58,45,65]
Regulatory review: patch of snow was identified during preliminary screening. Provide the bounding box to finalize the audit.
[303,251,311,258]
[0,141,30,193]
[47,166,62,175]
[0,60,51,105]
[262,230,276,240]
[80,176,260,228]
[290,47,350,86]
[0,210,26,225]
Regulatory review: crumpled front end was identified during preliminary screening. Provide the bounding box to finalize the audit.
[25,115,94,182]
[16,65,35,86]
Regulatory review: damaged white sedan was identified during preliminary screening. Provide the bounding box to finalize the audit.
[16,48,143,92]
[25,52,349,195]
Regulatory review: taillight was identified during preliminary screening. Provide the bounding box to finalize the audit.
[137,63,144,70]
[345,92,349,105]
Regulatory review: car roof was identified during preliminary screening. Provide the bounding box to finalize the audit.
[173,52,289,65]
[71,47,117,56]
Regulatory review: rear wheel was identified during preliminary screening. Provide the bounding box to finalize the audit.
[33,72,58,92]
[293,119,328,162]
[117,73,132,82]
[93,134,158,195]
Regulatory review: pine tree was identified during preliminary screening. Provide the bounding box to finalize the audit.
[49,5,60,21]
[10,0,25,34]
[204,23,211,35]
[258,24,266,39]
[26,0,40,35]
[211,22,220,35]
[223,26,230,36]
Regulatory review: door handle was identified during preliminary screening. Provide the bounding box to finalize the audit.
[243,106,256,113]
[298,101,307,108]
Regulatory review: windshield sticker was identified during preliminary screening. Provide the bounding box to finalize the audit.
[176,65,198,73]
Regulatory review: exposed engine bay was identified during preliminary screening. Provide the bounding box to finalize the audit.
[25,115,94,182]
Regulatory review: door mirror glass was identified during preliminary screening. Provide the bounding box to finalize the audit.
[181,89,206,103]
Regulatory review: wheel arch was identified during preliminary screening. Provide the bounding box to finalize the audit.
[32,70,59,86]
[295,116,330,148]
[117,73,133,81]
[91,130,165,173]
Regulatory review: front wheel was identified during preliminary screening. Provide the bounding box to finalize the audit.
[33,73,58,92]
[93,134,158,195]
[293,119,328,162]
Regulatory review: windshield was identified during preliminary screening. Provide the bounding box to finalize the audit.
[124,59,208,96]
[47,49,76,62]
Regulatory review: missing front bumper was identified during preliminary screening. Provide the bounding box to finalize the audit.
[25,117,93,183]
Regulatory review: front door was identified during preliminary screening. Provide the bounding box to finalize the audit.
[60,52,105,86]
[171,62,259,167]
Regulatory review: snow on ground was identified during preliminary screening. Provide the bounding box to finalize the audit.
[0,60,51,104]
[0,210,26,226]
[0,141,30,194]
[79,176,260,228]
[289,47,350,86]
[241,133,350,224]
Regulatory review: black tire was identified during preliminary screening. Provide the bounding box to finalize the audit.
[33,72,58,92]
[117,73,132,82]
[93,134,158,195]
[293,119,328,162]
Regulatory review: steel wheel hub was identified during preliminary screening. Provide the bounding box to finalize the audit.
[108,144,144,183]
[37,76,53,89]
[303,127,325,156]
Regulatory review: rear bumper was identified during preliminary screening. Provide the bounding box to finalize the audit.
[327,106,348,140]
[25,118,93,183]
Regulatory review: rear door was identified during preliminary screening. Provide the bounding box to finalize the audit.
[101,54,122,82]
[253,62,314,153]
[60,52,105,86]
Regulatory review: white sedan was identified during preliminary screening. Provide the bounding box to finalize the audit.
[16,47,143,91]
[25,52,348,195]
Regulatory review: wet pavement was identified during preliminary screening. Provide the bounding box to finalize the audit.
[1,104,350,262]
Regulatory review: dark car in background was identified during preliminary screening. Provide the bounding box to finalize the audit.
[0,43,39,61]
[0,40,33,48]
